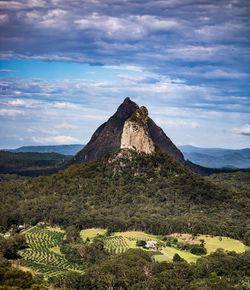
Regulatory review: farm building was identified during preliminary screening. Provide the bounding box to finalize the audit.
[145,240,157,249]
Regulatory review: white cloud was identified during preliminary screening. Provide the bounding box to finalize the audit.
[55,123,79,129]
[75,14,179,40]
[0,109,24,116]
[0,14,8,24]
[6,98,44,109]
[136,15,179,31]
[155,119,200,129]
[52,102,78,109]
[165,45,224,61]
[32,135,81,144]
[233,124,250,136]
[75,14,145,40]
[0,0,46,10]
[39,9,67,27]
[0,69,14,73]
[195,22,246,41]
[202,69,248,79]
[104,65,144,72]
[8,99,26,106]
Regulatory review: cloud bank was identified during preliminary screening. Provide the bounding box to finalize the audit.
[0,0,249,148]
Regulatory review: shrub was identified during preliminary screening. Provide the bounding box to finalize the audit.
[136,240,146,247]
[190,245,207,256]
[173,253,185,262]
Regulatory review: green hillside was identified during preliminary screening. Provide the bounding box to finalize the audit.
[0,151,71,175]
[1,150,249,243]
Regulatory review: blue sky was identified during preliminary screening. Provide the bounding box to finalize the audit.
[0,0,249,149]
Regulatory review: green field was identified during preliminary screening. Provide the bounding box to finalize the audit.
[81,228,247,263]
[198,235,246,253]
[19,226,84,278]
[113,231,198,262]
[80,228,107,240]
[20,226,247,277]
[170,233,246,254]
[154,247,199,263]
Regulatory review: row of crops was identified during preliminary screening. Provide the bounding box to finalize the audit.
[19,226,84,278]
[104,236,130,254]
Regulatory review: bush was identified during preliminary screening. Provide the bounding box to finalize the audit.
[173,253,185,262]
[136,240,146,247]
[190,245,207,256]
[0,234,27,259]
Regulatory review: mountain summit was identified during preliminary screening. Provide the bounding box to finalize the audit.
[74,98,184,164]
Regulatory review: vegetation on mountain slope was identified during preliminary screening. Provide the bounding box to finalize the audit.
[0,151,71,175]
[0,150,249,243]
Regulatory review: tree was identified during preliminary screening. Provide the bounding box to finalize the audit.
[173,253,185,262]
[0,234,27,259]
[190,245,207,256]
[136,240,146,247]
[65,225,80,243]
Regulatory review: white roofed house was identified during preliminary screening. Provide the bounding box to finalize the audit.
[145,240,157,249]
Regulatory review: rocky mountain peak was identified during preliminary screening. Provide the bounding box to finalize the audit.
[114,97,138,121]
[74,98,185,164]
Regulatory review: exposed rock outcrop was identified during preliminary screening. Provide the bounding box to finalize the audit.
[74,97,185,164]
[121,106,155,154]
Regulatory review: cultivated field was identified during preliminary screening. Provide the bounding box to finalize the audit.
[19,226,84,278]
[19,226,247,277]
[80,228,247,263]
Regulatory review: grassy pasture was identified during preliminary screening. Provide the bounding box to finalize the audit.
[80,228,107,240]
[198,235,245,253]
[20,226,247,277]
[154,247,198,263]
[170,233,246,254]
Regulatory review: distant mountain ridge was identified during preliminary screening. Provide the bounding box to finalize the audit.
[10,144,84,156]
[179,145,250,169]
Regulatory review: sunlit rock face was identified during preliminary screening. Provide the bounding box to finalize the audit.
[74,97,185,165]
[121,106,155,154]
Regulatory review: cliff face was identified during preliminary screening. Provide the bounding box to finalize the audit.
[74,98,138,162]
[121,106,155,154]
[74,97,185,164]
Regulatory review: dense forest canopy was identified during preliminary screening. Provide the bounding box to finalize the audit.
[1,150,249,244]
[0,151,71,175]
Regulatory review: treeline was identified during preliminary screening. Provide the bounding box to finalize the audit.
[0,151,71,176]
[51,248,250,290]
[0,151,249,244]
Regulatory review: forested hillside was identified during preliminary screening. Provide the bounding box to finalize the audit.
[1,150,249,244]
[0,151,71,175]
